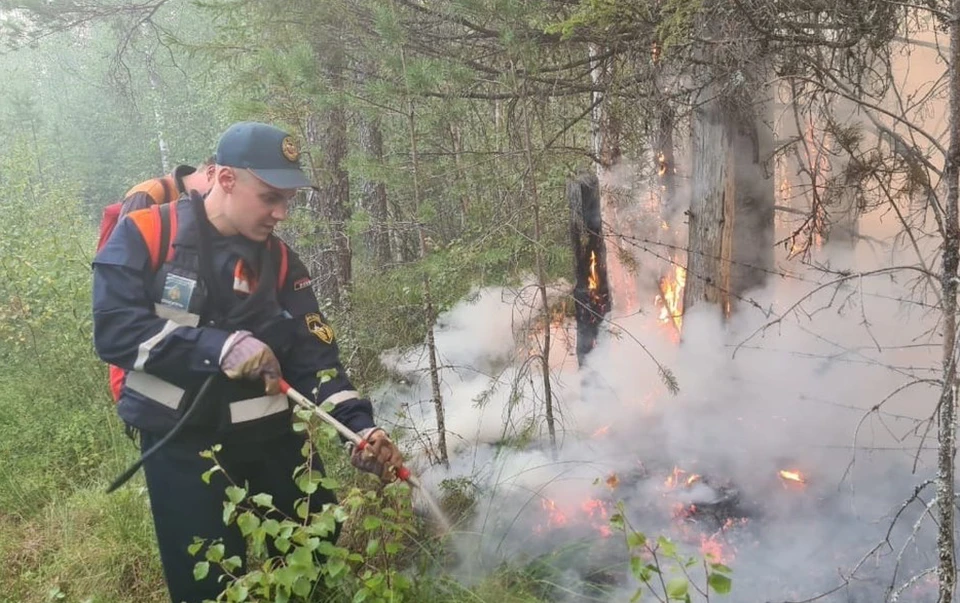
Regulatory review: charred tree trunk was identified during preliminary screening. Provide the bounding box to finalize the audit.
[569,173,611,366]
[357,115,391,269]
[590,44,635,316]
[685,99,735,315]
[305,39,351,306]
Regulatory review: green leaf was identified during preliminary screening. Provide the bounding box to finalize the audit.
[193,561,209,581]
[353,588,370,603]
[327,557,346,578]
[710,562,733,574]
[609,513,625,531]
[666,577,688,599]
[292,576,312,597]
[226,485,247,504]
[296,500,310,519]
[188,540,204,557]
[251,493,275,509]
[708,572,733,594]
[289,545,313,568]
[292,421,308,432]
[223,501,236,525]
[237,512,260,536]
[201,466,221,484]
[362,516,382,531]
[262,518,281,537]
[626,531,647,549]
[275,537,291,553]
[229,584,249,601]
[366,539,380,556]
[222,555,243,573]
[206,543,225,563]
[657,536,678,558]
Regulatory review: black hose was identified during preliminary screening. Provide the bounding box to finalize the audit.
[106,374,218,493]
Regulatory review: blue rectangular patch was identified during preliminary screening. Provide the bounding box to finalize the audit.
[161,273,196,311]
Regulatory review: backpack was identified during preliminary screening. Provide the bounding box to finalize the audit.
[96,177,176,254]
[103,199,290,402]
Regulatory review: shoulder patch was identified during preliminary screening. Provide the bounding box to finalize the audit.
[293,277,312,291]
[305,313,335,344]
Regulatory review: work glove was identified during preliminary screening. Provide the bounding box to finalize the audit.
[220,330,282,395]
[351,427,405,483]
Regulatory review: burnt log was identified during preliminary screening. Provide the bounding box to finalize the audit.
[568,173,612,366]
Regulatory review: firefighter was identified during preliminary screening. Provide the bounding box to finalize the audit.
[98,158,217,402]
[92,121,402,603]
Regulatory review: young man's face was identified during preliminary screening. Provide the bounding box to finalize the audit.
[219,167,296,241]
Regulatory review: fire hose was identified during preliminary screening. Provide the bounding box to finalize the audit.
[279,379,451,532]
[106,376,451,531]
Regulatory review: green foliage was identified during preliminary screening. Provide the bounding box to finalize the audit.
[609,502,733,602]
[192,415,419,603]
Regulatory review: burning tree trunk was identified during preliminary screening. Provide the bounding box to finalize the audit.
[936,2,960,599]
[568,173,611,365]
[590,44,636,316]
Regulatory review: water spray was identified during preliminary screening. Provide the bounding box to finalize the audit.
[279,380,453,533]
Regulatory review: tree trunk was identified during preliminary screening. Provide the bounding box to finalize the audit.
[589,44,635,316]
[569,173,611,365]
[935,3,960,600]
[145,60,170,174]
[730,106,775,296]
[684,99,734,315]
[305,38,351,306]
[391,0,448,465]
[357,115,391,269]
[521,93,556,452]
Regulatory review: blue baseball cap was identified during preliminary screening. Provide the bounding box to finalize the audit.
[215,121,312,190]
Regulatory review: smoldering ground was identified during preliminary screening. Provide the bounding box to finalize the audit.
[372,213,943,601]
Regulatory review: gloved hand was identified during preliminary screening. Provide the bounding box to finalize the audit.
[220,330,282,395]
[351,427,405,483]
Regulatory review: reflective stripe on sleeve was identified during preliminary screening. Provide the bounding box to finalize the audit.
[125,371,185,409]
[154,303,200,327]
[321,390,360,407]
[229,395,290,424]
[134,320,182,371]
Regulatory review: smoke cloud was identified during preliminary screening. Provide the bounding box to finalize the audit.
[372,194,941,602]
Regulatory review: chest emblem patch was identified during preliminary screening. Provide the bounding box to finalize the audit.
[161,273,196,310]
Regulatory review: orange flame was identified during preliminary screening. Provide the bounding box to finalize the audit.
[778,469,806,484]
[588,251,599,292]
[657,150,668,177]
[655,266,686,332]
[664,466,700,490]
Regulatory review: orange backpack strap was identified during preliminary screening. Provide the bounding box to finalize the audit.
[277,239,289,291]
[127,200,179,272]
[124,176,173,206]
[265,237,290,291]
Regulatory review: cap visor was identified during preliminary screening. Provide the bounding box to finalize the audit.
[249,168,312,190]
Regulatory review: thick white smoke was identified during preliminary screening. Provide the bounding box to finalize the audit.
[370,198,943,601]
